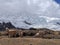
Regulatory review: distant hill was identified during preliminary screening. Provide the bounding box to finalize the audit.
[0,22,15,31]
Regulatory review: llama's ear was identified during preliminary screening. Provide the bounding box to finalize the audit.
[23,21,32,25]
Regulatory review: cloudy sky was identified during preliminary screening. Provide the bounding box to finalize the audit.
[0,0,60,18]
[0,0,60,29]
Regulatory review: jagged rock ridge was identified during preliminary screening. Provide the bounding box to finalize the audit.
[0,22,15,31]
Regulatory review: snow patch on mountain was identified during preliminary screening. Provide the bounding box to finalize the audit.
[0,15,60,30]
[29,16,60,30]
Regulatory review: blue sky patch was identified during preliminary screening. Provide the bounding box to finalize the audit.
[54,0,60,4]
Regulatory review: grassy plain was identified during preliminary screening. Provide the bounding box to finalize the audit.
[0,37,60,45]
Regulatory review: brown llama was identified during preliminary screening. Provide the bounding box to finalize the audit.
[6,29,17,38]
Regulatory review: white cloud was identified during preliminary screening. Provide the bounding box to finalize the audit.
[0,0,60,29]
[0,0,59,17]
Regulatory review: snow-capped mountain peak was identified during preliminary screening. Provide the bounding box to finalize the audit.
[0,0,60,31]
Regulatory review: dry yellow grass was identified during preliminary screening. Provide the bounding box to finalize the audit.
[0,38,60,45]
